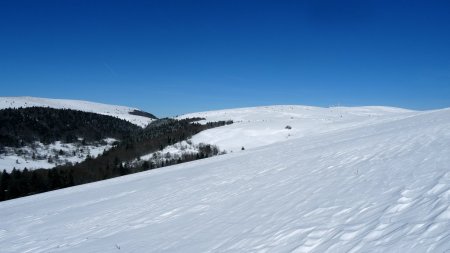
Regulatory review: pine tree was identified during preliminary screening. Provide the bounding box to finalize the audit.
[0,170,11,200]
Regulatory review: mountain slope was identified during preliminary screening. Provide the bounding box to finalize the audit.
[1,107,449,252]
[0,97,156,127]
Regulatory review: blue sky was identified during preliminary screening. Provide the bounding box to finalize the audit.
[1,0,449,116]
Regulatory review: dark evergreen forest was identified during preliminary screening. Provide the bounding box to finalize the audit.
[0,107,141,147]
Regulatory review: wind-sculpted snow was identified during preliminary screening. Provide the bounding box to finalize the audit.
[1,107,450,252]
[0,97,154,127]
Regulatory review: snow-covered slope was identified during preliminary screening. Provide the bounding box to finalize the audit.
[1,106,449,252]
[178,105,414,152]
[0,97,155,127]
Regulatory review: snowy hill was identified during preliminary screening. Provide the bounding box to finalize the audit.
[1,106,450,252]
[0,97,156,127]
[178,105,414,152]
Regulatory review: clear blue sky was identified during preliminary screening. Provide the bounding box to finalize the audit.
[1,0,449,116]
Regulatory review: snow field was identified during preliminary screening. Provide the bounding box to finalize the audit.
[0,107,449,252]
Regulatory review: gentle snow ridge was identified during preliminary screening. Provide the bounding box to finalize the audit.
[178,105,416,152]
[1,106,449,252]
[0,96,155,127]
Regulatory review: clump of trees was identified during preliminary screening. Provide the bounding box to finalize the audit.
[128,109,157,119]
[135,142,222,169]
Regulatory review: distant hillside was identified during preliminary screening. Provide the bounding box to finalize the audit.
[0,102,233,200]
[0,97,156,127]
[0,116,232,201]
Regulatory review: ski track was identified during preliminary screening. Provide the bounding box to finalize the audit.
[0,108,450,252]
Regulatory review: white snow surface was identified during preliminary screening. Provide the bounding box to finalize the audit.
[0,96,154,127]
[1,106,450,252]
[178,105,415,152]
